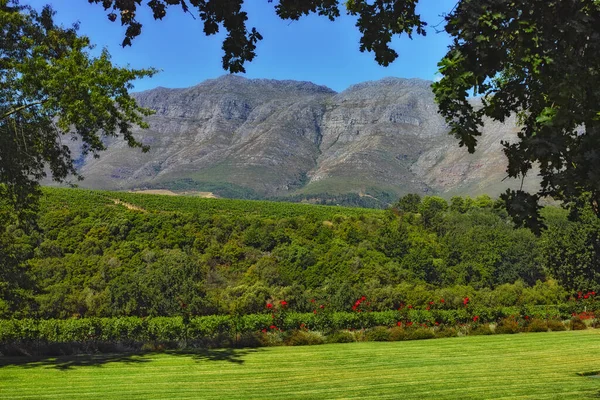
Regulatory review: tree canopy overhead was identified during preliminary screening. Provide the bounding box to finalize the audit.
[432,0,600,232]
[89,0,426,72]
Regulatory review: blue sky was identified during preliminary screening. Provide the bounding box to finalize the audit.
[26,1,455,92]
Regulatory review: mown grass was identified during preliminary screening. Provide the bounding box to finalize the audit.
[1,330,599,399]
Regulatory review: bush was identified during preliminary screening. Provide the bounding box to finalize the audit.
[469,325,494,336]
[388,327,407,341]
[495,318,522,334]
[326,330,355,344]
[435,327,458,338]
[406,328,435,340]
[233,332,263,348]
[570,317,587,331]
[257,331,285,347]
[546,319,566,331]
[284,330,324,346]
[526,319,548,332]
[366,326,391,342]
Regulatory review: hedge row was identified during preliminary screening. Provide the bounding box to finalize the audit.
[0,305,584,345]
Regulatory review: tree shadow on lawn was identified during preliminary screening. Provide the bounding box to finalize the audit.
[0,353,152,370]
[167,347,260,365]
[0,348,260,370]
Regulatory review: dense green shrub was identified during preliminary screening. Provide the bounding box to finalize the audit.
[546,319,567,331]
[284,330,325,346]
[326,330,355,343]
[434,327,458,338]
[526,319,548,333]
[570,317,587,331]
[388,327,407,341]
[366,326,391,342]
[233,332,263,348]
[405,328,436,340]
[495,318,522,334]
[469,325,494,336]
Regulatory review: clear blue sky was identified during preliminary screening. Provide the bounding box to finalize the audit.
[26,1,455,92]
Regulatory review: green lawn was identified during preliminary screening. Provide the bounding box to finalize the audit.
[1,330,599,399]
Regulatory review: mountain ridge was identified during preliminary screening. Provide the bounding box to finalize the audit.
[59,75,538,206]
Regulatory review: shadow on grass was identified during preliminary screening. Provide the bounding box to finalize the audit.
[0,348,260,370]
[166,348,260,365]
[0,353,150,370]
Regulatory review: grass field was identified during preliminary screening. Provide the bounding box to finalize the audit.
[1,330,599,399]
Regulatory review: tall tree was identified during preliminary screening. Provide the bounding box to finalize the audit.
[432,0,600,232]
[1,1,155,218]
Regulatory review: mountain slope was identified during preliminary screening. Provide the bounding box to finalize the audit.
[63,75,538,203]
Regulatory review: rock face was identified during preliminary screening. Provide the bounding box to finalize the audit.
[68,75,538,202]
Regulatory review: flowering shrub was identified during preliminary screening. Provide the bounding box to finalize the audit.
[263,300,288,332]
[4,294,600,354]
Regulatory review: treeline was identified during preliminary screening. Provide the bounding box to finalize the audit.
[1,188,599,319]
[272,191,396,209]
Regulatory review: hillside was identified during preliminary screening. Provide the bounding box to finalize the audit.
[58,76,538,205]
[2,187,579,319]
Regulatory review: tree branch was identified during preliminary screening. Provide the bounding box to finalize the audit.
[2,100,47,119]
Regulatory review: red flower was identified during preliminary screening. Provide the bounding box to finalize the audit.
[266,303,273,309]
[426,306,430,311]
[472,315,479,322]
[352,305,357,311]
[361,296,366,301]
[435,322,439,326]
[261,328,267,333]
[429,301,434,305]
[463,297,470,306]
[270,325,276,330]
[319,304,324,309]
[584,294,590,299]
[280,300,288,306]
[525,315,530,320]
[408,305,413,309]
[407,322,413,326]
[440,299,445,303]
[310,299,315,303]
[397,321,402,326]
[592,291,596,296]
[313,310,317,314]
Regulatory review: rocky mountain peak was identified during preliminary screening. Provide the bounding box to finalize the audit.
[62,76,538,205]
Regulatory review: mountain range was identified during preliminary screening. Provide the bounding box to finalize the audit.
[65,75,538,206]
